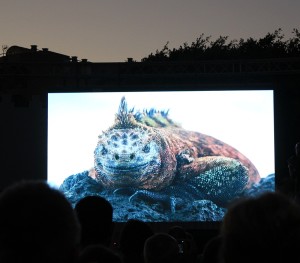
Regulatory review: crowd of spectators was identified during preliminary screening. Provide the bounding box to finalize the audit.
[1,170,300,263]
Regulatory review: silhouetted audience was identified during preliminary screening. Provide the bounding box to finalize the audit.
[119,219,154,263]
[4,178,300,263]
[144,232,180,263]
[74,195,114,249]
[0,180,81,263]
[288,141,300,200]
[168,225,198,263]
[219,191,300,263]
[168,225,187,242]
[78,244,122,263]
[200,235,223,263]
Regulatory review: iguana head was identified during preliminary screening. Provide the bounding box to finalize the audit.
[92,97,176,190]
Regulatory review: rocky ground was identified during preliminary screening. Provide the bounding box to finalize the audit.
[60,171,275,222]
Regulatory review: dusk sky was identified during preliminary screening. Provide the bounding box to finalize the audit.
[1,0,299,62]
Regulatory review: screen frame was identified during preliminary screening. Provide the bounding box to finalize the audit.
[47,87,275,226]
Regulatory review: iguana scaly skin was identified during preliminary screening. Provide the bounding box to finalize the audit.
[88,97,260,206]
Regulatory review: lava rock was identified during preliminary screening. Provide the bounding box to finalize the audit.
[59,172,275,222]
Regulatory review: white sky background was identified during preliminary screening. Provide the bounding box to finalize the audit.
[48,90,274,187]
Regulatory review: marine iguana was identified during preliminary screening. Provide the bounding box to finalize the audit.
[85,97,260,209]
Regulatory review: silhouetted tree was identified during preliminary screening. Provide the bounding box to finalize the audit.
[141,28,300,62]
[1,45,8,57]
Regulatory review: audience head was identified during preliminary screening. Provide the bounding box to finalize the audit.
[168,225,187,241]
[144,232,179,263]
[119,219,154,263]
[201,235,223,263]
[75,195,114,248]
[220,191,300,263]
[0,180,81,263]
[168,225,198,263]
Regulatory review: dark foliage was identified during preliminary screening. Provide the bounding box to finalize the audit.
[141,28,300,62]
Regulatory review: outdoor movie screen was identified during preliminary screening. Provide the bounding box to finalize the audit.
[48,90,275,222]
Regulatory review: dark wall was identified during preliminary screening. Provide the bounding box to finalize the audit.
[0,93,47,190]
[274,81,300,193]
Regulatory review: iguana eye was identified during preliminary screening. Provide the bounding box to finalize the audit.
[143,144,150,153]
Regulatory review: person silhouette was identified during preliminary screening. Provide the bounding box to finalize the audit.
[219,191,300,263]
[74,195,114,249]
[200,235,223,263]
[167,225,198,263]
[119,219,154,263]
[144,232,180,263]
[0,180,81,263]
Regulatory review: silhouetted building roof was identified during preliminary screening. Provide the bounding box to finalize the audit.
[0,45,70,63]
